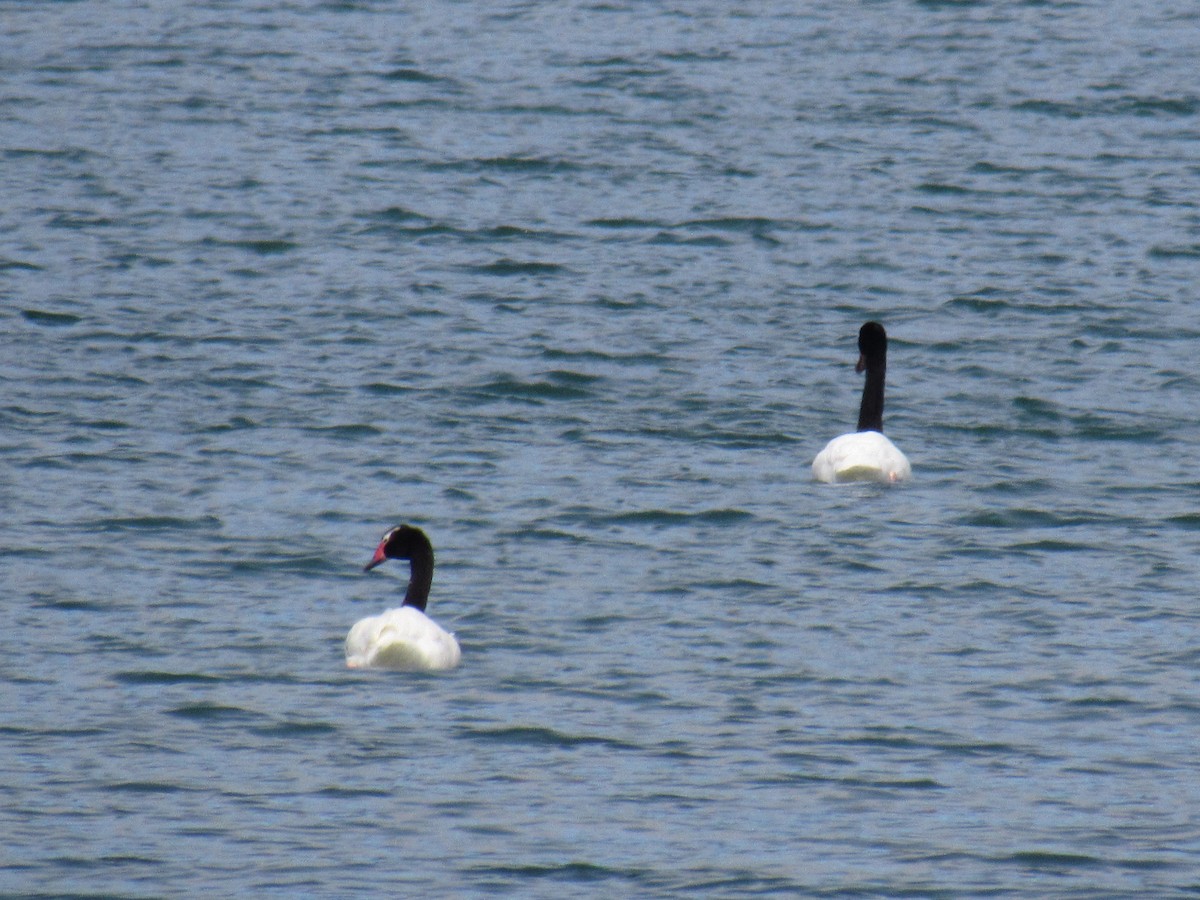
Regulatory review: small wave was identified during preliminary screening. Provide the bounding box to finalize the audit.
[428,156,584,174]
[88,515,222,533]
[469,372,596,403]
[114,671,222,685]
[199,237,298,255]
[166,702,261,721]
[1148,243,1200,259]
[21,308,82,326]
[302,423,384,439]
[471,861,648,886]
[959,508,1102,528]
[467,258,567,276]
[251,720,339,738]
[105,781,191,794]
[380,67,456,86]
[1002,850,1106,869]
[362,381,417,396]
[456,724,638,751]
[598,508,754,527]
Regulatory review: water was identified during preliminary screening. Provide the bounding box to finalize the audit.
[3,1,1200,895]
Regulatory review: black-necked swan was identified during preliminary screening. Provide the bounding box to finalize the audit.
[345,524,461,671]
[812,321,912,484]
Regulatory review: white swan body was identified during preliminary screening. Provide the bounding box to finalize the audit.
[812,430,911,484]
[345,606,461,671]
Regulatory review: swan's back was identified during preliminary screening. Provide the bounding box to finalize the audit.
[345,606,461,671]
[812,430,911,484]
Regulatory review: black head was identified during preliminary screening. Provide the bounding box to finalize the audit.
[855,321,888,374]
[364,524,433,572]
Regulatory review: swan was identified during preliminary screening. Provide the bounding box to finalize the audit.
[345,524,461,671]
[812,321,912,484]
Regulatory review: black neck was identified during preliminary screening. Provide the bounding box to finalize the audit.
[402,546,434,611]
[856,367,885,433]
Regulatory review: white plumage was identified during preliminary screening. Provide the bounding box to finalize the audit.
[812,430,911,484]
[345,607,461,671]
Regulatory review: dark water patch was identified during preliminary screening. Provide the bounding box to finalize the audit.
[0,725,108,740]
[301,423,384,439]
[1008,539,1090,552]
[539,346,664,367]
[628,423,797,448]
[2,258,44,271]
[113,671,223,686]
[362,381,418,396]
[587,216,663,230]
[681,215,782,233]
[944,294,1013,314]
[917,181,971,196]
[4,146,95,162]
[831,727,1024,759]
[199,236,299,255]
[107,251,175,269]
[591,214,786,245]
[960,508,1105,528]
[466,258,567,277]
[1117,94,1199,116]
[381,67,457,86]
[48,213,115,229]
[198,375,276,391]
[86,633,163,656]
[1012,395,1063,420]
[457,725,639,751]
[595,508,753,527]
[772,771,945,792]
[216,553,336,576]
[1148,243,1200,259]
[429,155,585,174]
[251,720,339,738]
[469,372,596,403]
[1063,695,1138,710]
[78,418,130,431]
[368,205,429,224]
[167,702,262,721]
[199,415,260,432]
[668,870,813,896]
[20,308,82,326]
[315,786,393,799]
[104,780,190,794]
[687,576,773,593]
[87,515,222,533]
[1001,850,1106,870]
[1071,415,1162,442]
[32,597,110,613]
[472,861,649,886]
[1012,93,1198,121]
[511,527,590,544]
[465,225,574,243]
[45,853,165,873]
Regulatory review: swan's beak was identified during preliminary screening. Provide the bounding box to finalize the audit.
[855,353,866,374]
[364,541,388,572]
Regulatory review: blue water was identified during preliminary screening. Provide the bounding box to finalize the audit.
[4,1,1200,895]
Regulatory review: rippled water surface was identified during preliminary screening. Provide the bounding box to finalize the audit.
[4,1,1200,896]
